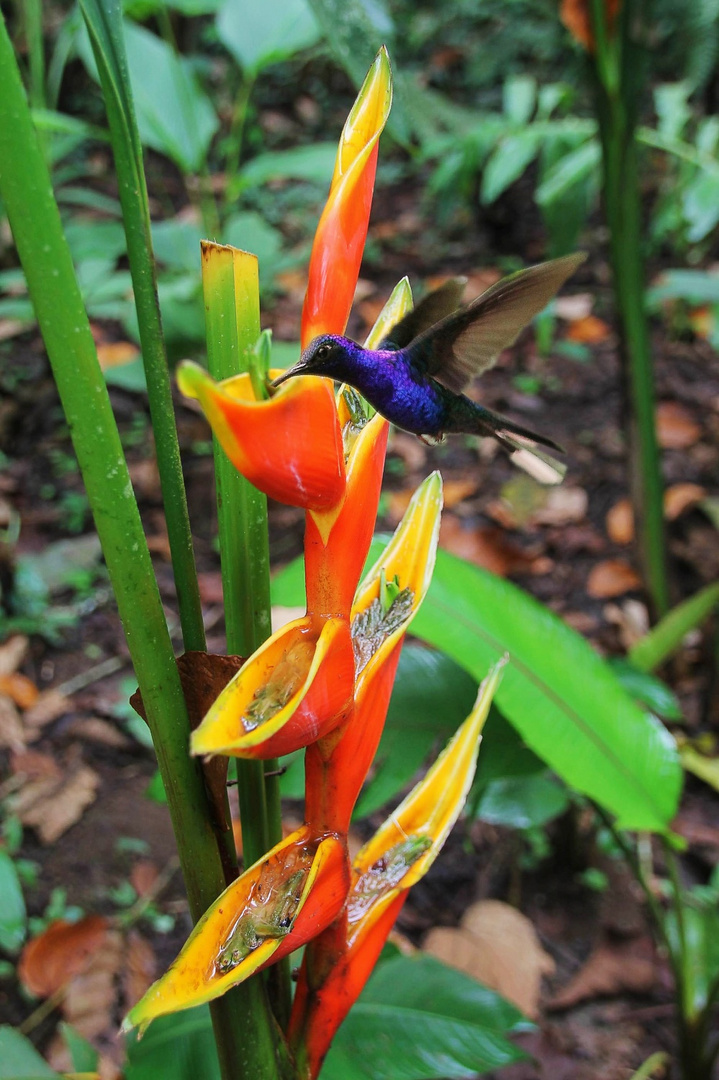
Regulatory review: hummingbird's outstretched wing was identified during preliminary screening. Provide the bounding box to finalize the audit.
[408,253,586,394]
[378,277,467,350]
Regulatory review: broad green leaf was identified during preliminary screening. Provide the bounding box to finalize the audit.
[474,772,568,829]
[322,955,529,1080]
[0,850,26,953]
[125,1006,220,1079]
[223,212,283,288]
[355,645,478,817]
[646,270,719,306]
[480,132,539,204]
[239,144,338,188]
[608,658,683,720]
[0,1026,59,1077]
[122,21,218,172]
[409,550,681,832]
[64,218,127,263]
[216,0,320,74]
[682,171,719,242]
[152,218,203,272]
[666,905,719,1019]
[535,138,600,207]
[654,82,692,141]
[629,582,719,672]
[503,75,536,126]
[58,1023,98,1072]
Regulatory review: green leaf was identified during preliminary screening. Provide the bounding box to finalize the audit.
[239,144,338,188]
[679,745,719,793]
[646,269,719,306]
[0,851,26,954]
[654,82,692,141]
[152,218,203,272]
[223,212,283,289]
[322,955,529,1080]
[355,645,478,817]
[480,131,539,204]
[474,772,568,829]
[0,1026,59,1077]
[666,905,719,1020]
[64,218,127,263]
[216,0,320,74]
[409,550,682,832]
[125,1006,221,1080]
[503,75,536,126]
[608,658,683,720]
[682,171,719,242]
[629,582,719,672]
[58,1023,98,1072]
[535,138,600,207]
[122,21,218,172]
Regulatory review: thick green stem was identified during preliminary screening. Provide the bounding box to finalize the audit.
[79,0,207,654]
[0,22,284,1078]
[589,0,669,618]
[201,243,290,1025]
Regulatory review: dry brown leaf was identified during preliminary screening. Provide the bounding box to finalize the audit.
[388,431,427,472]
[587,559,641,598]
[554,293,594,321]
[656,401,701,449]
[440,516,548,576]
[424,899,555,1018]
[10,749,62,780]
[130,859,160,897]
[0,634,28,676]
[0,671,39,709]
[198,570,224,604]
[548,935,655,1010]
[12,762,100,843]
[23,688,71,731]
[443,478,477,509]
[62,927,124,1040]
[18,915,111,997]
[604,599,650,651]
[96,341,140,369]
[565,314,611,344]
[65,716,132,749]
[122,930,157,1010]
[606,498,634,544]
[664,483,706,521]
[531,486,588,526]
[0,693,25,752]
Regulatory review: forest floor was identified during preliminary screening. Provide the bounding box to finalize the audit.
[1,171,719,1079]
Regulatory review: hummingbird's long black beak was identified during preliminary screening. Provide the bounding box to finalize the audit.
[271,359,306,388]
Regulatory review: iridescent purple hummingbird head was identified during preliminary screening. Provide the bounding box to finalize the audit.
[272,334,355,388]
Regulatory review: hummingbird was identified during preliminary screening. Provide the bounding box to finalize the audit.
[273,253,585,484]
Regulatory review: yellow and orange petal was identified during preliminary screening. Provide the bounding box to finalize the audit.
[124,825,349,1032]
[177,361,345,512]
[301,48,392,348]
[190,615,355,759]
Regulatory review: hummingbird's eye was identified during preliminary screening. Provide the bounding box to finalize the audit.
[316,343,332,360]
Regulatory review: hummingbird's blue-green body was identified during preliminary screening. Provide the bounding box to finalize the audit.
[274,253,586,484]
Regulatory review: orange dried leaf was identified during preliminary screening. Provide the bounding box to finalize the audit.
[606,498,634,544]
[565,314,611,344]
[96,341,140,369]
[0,694,25,752]
[587,559,641,599]
[19,915,111,997]
[0,635,28,677]
[664,483,706,521]
[656,401,701,449]
[549,934,655,1010]
[0,672,39,709]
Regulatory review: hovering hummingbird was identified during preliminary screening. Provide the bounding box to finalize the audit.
[274,253,585,484]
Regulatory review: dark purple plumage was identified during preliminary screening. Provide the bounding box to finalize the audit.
[273,254,585,484]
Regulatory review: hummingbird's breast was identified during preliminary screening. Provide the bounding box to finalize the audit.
[356,350,446,435]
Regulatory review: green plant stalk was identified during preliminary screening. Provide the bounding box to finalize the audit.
[223,73,255,209]
[20,0,45,108]
[0,25,285,1079]
[201,241,290,1026]
[79,0,207,655]
[589,0,669,618]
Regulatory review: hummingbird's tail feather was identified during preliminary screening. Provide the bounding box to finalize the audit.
[473,410,567,485]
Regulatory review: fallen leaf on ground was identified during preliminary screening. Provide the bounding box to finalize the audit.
[22,688,71,734]
[443,478,478,508]
[10,749,62,780]
[548,935,655,1010]
[554,292,593,321]
[664,483,706,521]
[604,599,650,651]
[606,499,634,545]
[532,486,588,526]
[62,927,124,1040]
[66,716,132,749]
[130,859,160,897]
[440,516,549,576]
[0,672,39,709]
[424,899,555,1018]
[11,761,100,843]
[492,474,549,528]
[18,915,111,997]
[0,634,28,676]
[587,559,641,598]
[388,431,427,472]
[656,402,701,449]
[566,315,611,344]
[96,341,140,369]
[122,930,157,1010]
[0,694,25,752]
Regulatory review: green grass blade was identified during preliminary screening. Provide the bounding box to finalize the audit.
[630,581,719,673]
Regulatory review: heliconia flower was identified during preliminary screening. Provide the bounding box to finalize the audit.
[560,0,621,51]
[123,824,349,1033]
[305,471,443,835]
[301,47,392,348]
[289,662,505,1079]
[190,615,355,759]
[176,362,345,512]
